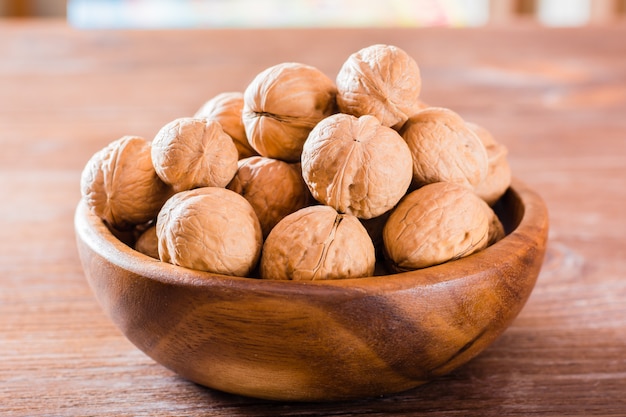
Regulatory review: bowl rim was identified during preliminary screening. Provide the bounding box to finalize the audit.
[74,177,549,292]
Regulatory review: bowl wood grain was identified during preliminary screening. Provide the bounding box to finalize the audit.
[75,178,548,401]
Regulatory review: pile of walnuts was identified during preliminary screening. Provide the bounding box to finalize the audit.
[80,44,511,281]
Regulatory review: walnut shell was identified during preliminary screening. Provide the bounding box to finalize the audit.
[301,113,413,219]
[400,107,488,190]
[227,156,311,238]
[151,117,239,193]
[383,182,491,271]
[336,44,422,129]
[486,205,506,245]
[157,187,262,277]
[260,205,375,281]
[135,225,159,259]
[468,122,512,206]
[242,62,337,162]
[194,92,258,160]
[80,135,171,230]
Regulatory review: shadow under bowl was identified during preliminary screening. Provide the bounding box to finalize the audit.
[74,177,549,402]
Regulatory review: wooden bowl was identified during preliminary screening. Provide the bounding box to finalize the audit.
[74,178,548,402]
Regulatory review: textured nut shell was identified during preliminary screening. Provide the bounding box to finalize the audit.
[151,118,239,192]
[383,182,490,271]
[157,187,262,276]
[400,107,488,190]
[486,205,506,245]
[336,44,422,129]
[301,114,412,219]
[260,205,375,280]
[242,62,337,162]
[468,122,513,206]
[194,92,258,159]
[80,135,171,230]
[135,225,159,259]
[227,156,310,238]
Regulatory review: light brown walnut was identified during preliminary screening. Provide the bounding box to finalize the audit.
[260,205,375,281]
[400,107,488,190]
[151,117,239,193]
[336,44,422,129]
[194,92,258,160]
[80,135,171,230]
[242,62,337,162]
[467,122,512,206]
[486,205,506,245]
[135,225,159,259]
[383,182,491,271]
[157,187,262,277]
[301,113,412,219]
[227,156,311,238]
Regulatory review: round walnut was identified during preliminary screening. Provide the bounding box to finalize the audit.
[487,206,506,246]
[194,92,258,160]
[135,225,159,259]
[260,205,375,281]
[80,135,171,230]
[301,113,413,219]
[157,187,262,277]
[336,44,422,130]
[400,107,488,190]
[151,117,239,193]
[467,122,512,206]
[242,62,337,162]
[227,156,311,238]
[383,182,491,271]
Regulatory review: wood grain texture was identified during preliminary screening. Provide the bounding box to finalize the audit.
[74,179,547,401]
[2,19,626,415]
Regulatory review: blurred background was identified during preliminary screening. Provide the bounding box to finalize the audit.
[1,0,625,27]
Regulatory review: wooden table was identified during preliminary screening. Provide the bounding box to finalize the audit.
[1,19,625,416]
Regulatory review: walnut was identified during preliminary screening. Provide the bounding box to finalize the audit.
[467,122,512,206]
[135,225,159,259]
[157,187,262,277]
[194,92,258,160]
[242,62,337,162]
[151,117,239,193]
[336,44,422,129]
[400,107,488,190]
[80,135,171,230]
[227,156,311,238]
[301,113,413,219]
[486,205,506,245]
[383,182,491,271]
[260,205,375,280]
